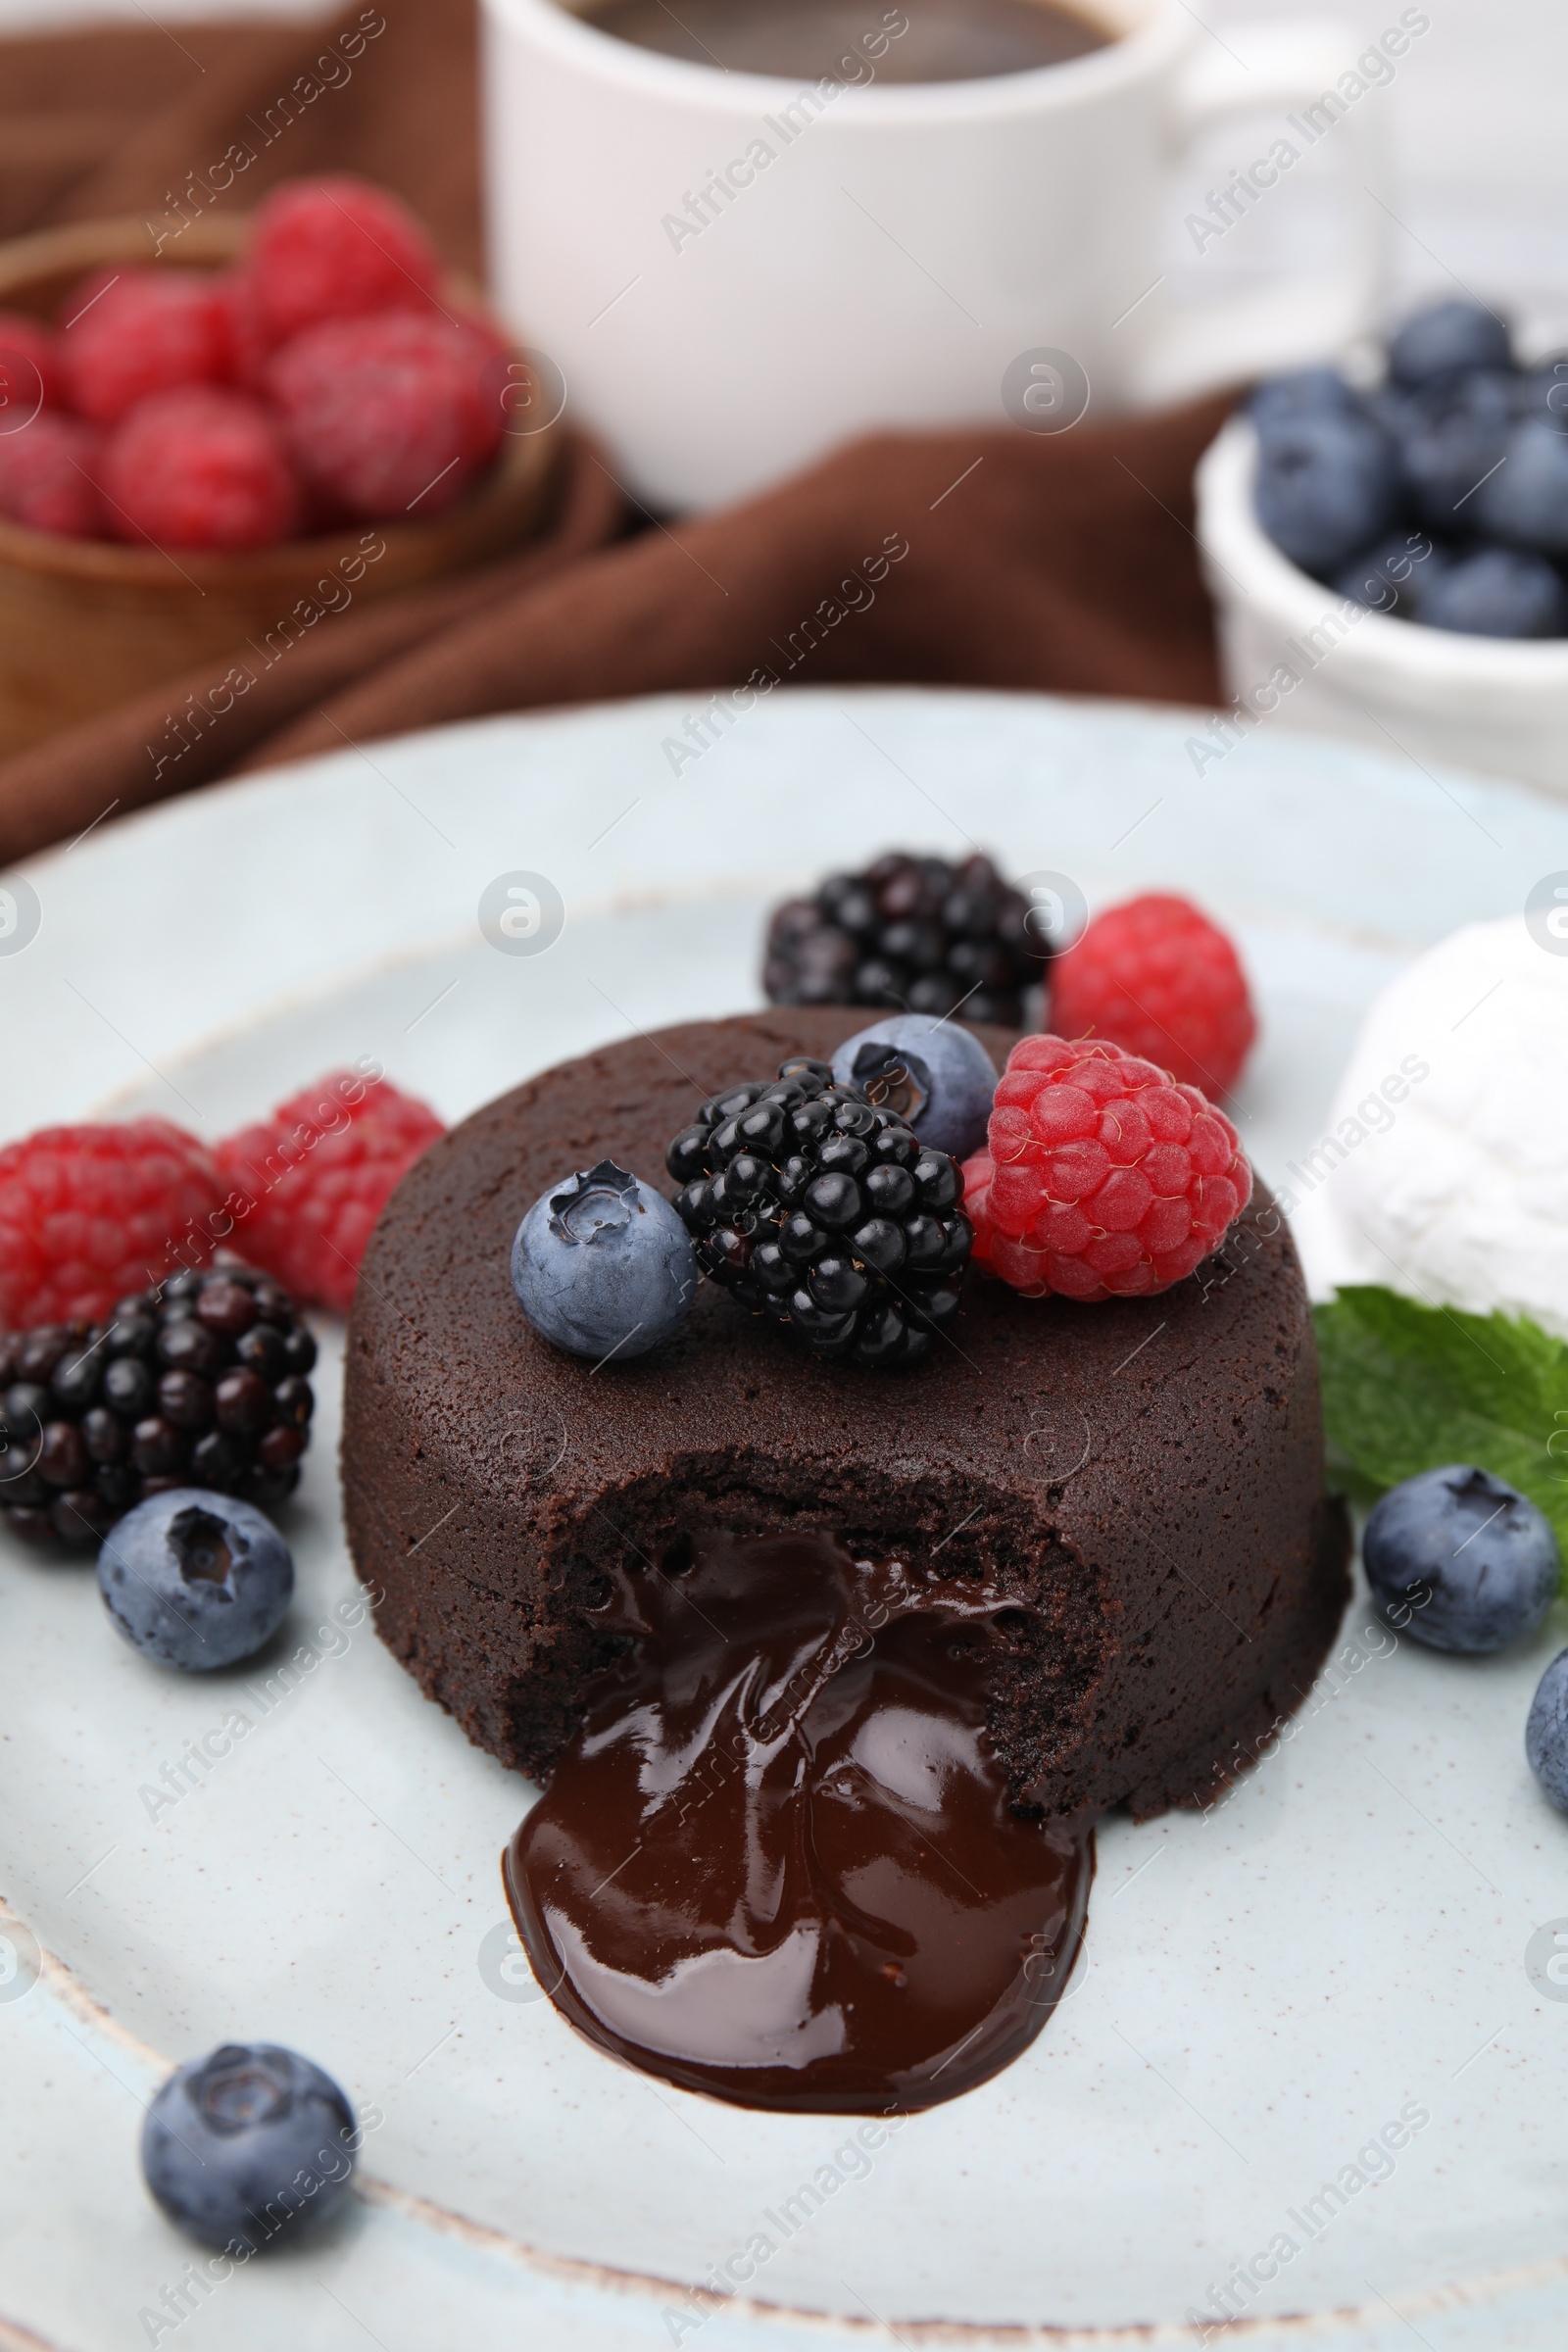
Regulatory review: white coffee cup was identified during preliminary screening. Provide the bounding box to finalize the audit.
[480,0,1393,511]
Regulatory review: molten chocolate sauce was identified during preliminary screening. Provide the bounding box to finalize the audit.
[505,1531,1092,2112]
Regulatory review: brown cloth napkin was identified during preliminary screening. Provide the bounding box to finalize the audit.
[0,0,1230,866]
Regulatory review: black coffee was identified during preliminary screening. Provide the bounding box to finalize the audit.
[579,0,1111,83]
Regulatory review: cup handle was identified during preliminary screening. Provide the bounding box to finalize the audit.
[1128,15,1395,407]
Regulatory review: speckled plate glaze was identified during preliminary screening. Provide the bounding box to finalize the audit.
[5,688,1568,2352]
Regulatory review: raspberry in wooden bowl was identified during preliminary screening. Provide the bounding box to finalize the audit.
[0,188,561,760]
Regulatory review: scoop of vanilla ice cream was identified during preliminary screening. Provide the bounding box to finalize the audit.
[1291,915,1568,1336]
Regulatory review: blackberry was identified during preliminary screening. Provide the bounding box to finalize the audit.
[762,850,1050,1025]
[666,1057,970,1369]
[0,1261,316,1551]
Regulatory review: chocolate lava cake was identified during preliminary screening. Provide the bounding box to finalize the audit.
[342,1007,1348,1827]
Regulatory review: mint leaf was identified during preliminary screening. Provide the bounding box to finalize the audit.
[1313,1286,1568,1571]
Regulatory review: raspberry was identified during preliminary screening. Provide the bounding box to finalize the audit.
[269,310,503,519]
[58,268,230,426]
[0,412,104,536]
[0,310,59,416]
[961,1035,1252,1301]
[100,388,301,551]
[217,1072,445,1314]
[450,307,510,373]
[213,269,272,392]
[0,1121,222,1331]
[1048,894,1256,1097]
[248,176,442,346]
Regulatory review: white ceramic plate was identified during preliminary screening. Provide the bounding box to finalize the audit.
[5,687,1568,2352]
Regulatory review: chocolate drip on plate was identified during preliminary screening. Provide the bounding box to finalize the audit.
[505,1530,1092,2112]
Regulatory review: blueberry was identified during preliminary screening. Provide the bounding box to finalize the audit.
[1473,418,1568,556]
[1248,367,1360,431]
[1519,357,1568,433]
[141,2042,358,2253]
[97,1489,292,1671]
[1396,371,1516,533]
[1333,532,1433,617]
[830,1012,998,1161]
[1388,299,1513,390]
[1364,381,1420,443]
[1254,409,1399,577]
[1363,1465,1559,1653]
[511,1159,697,1360]
[1419,547,1568,639]
[1527,1648,1568,1812]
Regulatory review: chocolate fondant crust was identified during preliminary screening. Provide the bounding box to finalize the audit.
[342,1009,1348,1821]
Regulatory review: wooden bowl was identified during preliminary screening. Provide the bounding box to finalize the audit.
[0,216,560,759]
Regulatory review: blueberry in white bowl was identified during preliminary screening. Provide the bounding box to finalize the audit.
[1420,547,1568,640]
[1252,407,1399,577]
[1241,297,1568,644]
[1388,298,1512,390]
[98,1490,293,1671]
[829,1011,998,1161]
[1247,366,1361,431]
[511,1160,697,1360]
[141,2042,358,2253]
[1473,416,1568,556]
[1518,356,1568,430]
[1362,1464,1559,1654]
[1527,1649,1568,1813]
[1333,532,1434,617]
[1396,370,1516,535]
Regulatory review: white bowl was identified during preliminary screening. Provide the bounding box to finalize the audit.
[1195,413,1568,798]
